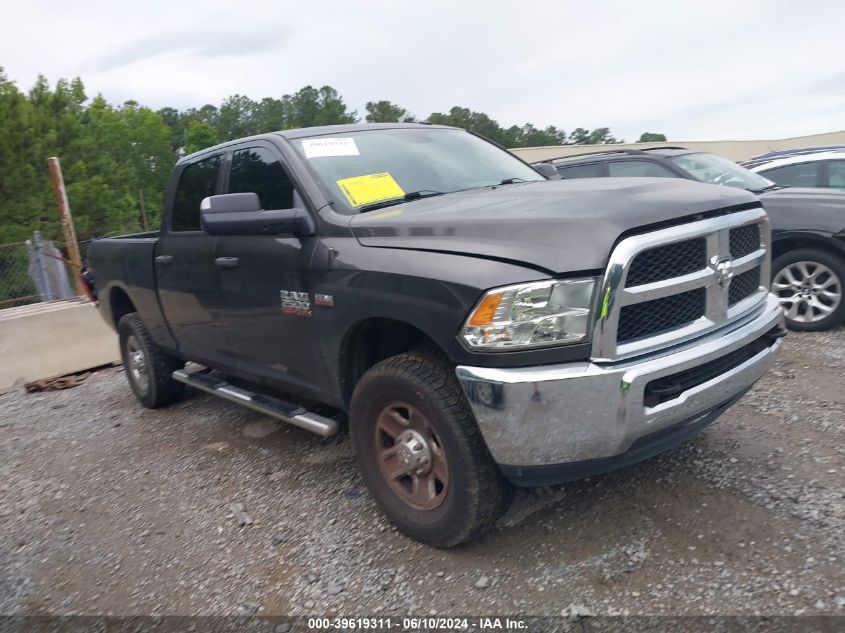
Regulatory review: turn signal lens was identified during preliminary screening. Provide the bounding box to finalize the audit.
[467,292,504,326]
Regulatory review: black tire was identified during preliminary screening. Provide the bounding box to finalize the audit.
[118,313,185,408]
[349,351,511,547]
[771,249,845,331]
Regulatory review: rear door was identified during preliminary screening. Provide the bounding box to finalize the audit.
[212,141,328,398]
[155,153,225,363]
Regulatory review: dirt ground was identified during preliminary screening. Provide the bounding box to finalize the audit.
[0,329,843,618]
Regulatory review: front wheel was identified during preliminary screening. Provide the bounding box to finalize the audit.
[771,249,845,331]
[349,352,510,547]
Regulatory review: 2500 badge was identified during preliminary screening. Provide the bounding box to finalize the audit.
[280,290,311,317]
[280,290,335,317]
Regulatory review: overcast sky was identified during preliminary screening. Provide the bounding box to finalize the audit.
[1,0,843,142]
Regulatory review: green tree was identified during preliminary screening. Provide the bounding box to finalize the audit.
[216,94,258,141]
[365,100,413,123]
[185,119,219,154]
[252,97,288,133]
[637,132,667,143]
[507,123,568,148]
[0,68,45,242]
[568,127,621,145]
[427,106,512,146]
[282,85,357,128]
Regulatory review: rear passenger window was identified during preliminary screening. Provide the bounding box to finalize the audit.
[556,163,603,179]
[229,147,295,209]
[762,162,819,188]
[172,155,221,232]
[608,161,674,177]
[827,160,845,189]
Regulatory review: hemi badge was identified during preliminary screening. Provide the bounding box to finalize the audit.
[314,294,334,307]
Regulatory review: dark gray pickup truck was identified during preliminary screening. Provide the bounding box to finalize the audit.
[88,123,786,546]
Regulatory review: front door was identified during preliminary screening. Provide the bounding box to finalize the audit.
[212,143,328,398]
[156,153,224,364]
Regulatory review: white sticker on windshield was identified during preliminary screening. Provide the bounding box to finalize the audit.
[301,137,359,159]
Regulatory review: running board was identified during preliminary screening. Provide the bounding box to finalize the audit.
[172,369,340,437]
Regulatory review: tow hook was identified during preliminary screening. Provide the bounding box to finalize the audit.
[764,325,788,343]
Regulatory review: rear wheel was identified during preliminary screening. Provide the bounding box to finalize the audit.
[118,313,185,408]
[772,249,845,331]
[349,352,510,547]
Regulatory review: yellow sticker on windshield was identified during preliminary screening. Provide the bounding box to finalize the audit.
[336,172,405,207]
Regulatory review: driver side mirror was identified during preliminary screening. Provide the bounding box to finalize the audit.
[533,163,561,180]
[200,193,315,236]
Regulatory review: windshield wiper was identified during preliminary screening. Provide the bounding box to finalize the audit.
[750,183,788,194]
[358,190,445,213]
[498,177,528,185]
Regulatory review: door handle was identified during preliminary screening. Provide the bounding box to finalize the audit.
[155,255,174,265]
[215,257,240,269]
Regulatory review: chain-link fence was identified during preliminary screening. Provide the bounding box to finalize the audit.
[0,233,75,309]
[0,241,40,308]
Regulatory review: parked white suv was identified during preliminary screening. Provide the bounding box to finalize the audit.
[744,151,845,190]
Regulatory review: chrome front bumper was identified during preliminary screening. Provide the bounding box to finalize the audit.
[456,294,784,471]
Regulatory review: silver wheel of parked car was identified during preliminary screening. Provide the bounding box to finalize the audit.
[773,261,842,324]
[771,249,845,331]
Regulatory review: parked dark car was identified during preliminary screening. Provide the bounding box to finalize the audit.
[88,125,785,546]
[537,148,845,331]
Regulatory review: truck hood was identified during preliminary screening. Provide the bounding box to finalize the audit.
[350,178,758,273]
[757,186,845,233]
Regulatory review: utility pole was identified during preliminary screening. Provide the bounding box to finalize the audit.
[48,157,85,296]
[138,188,150,232]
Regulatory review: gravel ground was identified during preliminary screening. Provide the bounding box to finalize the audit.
[0,329,843,617]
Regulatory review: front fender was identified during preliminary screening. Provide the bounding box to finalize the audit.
[311,240,595,403]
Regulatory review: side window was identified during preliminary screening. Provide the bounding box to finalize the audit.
[761,162,819,188]
[827,160,845,189]
[172,155,221,232]
[556,163,603,179]
[229,147,295,209]
[608,160,674,177]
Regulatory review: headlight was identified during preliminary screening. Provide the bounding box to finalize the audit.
[461,278,596,350]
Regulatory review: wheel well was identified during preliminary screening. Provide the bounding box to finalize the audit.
[772,236,845,265]
[340,318,444,405]
[109,287,137,329]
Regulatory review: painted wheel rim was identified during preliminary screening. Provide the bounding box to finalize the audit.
[374,401,449,510]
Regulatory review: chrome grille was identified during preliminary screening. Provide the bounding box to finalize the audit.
[618,288,706,342]
[730,224,760,259]
[627,238,706,286]
[729,267,760,306]
[591,207,771,361]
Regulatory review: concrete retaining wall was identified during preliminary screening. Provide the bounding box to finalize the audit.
[0,298,120,393]
[511,129,845,163]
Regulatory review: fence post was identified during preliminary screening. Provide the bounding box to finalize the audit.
[48,157,85,296]
[31,230,55,301]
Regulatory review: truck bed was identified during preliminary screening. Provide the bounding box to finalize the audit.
[88,233,173,346]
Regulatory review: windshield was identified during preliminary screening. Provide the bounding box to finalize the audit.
[292,127,544,212]
[669,152,776,192]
